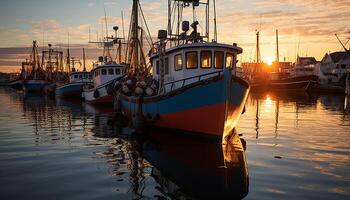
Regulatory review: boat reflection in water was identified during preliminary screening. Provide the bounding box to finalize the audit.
[140,129,249,199]
[14,89,249,199]
[86,106,249,199]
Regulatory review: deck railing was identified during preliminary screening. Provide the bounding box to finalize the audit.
[164,70,223,92]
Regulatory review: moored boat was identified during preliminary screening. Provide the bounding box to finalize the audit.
[22,41,50,93]
[56,71,92,98]
[115,0,250,139]
[82,62,126,104]
[82,23,127,105]
[56,51,93,98]
[251,73,318,91]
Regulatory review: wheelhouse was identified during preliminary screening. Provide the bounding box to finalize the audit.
[91,62,127,86]
[69,71,92,83]
[150,43,242,90]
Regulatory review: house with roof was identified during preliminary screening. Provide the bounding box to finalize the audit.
[320,51,350,84]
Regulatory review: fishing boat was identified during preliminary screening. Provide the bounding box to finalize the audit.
[23,41,50,93]
[82,26,127,105]
[55,50,93,98]
[251,73,319,91]
[114,0,250,140]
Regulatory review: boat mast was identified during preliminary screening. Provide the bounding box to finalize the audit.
[66,33,71,72]
[276,29,279,62]
[30,41,40,80]
[83,48,86,72]
[256,31,261,63]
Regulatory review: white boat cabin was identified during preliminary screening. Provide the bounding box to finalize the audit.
[91,62,127,87]
[69,71,92,83]
[150,43,242,91]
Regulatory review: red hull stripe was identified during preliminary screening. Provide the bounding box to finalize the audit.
[148,103,229,136]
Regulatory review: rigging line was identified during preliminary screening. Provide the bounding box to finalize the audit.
[125,10,134,63]
[121,11,126,39]
[138,1,153,45]
[171,2,177,34]
[103,5,109,38]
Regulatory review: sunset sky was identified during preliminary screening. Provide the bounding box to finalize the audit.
[0,0,349,72]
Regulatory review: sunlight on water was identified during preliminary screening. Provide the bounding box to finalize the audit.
[237,91,350,200]
[0,88,349,200]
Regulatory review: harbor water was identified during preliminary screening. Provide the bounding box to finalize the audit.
[0,87,349,199]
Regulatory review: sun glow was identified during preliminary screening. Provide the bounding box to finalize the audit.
[265,95,272,105]
[266,58,274,66]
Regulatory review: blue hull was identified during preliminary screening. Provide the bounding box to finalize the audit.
[55,83,84,98]
[120,69,250,138]
[23,81,49,93]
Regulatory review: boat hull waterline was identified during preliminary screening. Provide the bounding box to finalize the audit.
[83,86,113,105]
[55,83,86,98]
[120,71,250,139]
[23,80,49,93]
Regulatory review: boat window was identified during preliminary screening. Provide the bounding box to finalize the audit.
[79,74,83,79]
[74,74,78,79]
[200,51,212,69]
[214,51,224,69]
[102,69,107,75]
[83,74,87,78]
[186,51,198,69]
[89,74,92,78]
[115,68,121,75]
[174,54,182,71]
[226,53,234,68]
[108,68,114,75]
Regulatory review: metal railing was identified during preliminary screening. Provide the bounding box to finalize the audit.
[164,70,223,92]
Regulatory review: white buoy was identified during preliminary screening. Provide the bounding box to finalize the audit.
[135,87,144,95]
[145,87,154,96]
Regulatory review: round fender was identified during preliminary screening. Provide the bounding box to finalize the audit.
[93,89,100,99]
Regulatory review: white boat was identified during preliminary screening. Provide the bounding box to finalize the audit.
[82,61,126,104]
[56,71,92,98]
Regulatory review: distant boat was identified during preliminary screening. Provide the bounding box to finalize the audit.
[82,23,127,105]
[82,62,126,104]
[251,72,318,91]
[56,71,92,98]
[23,42,61,93]
[115,0,250,139]
[56,51,93,98]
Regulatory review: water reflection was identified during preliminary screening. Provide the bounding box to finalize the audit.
[1,88,249,199]
[237,91,350,199]
[2,87,350,199]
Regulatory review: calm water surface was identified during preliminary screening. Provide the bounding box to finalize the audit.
[0,87,349,199]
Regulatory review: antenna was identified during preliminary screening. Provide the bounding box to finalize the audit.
[103,6,109,38]
[213,0,218,42]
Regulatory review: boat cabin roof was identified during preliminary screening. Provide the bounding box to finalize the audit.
[91,62,127,73]
[150,42,242,59]
[70,71,91,75]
